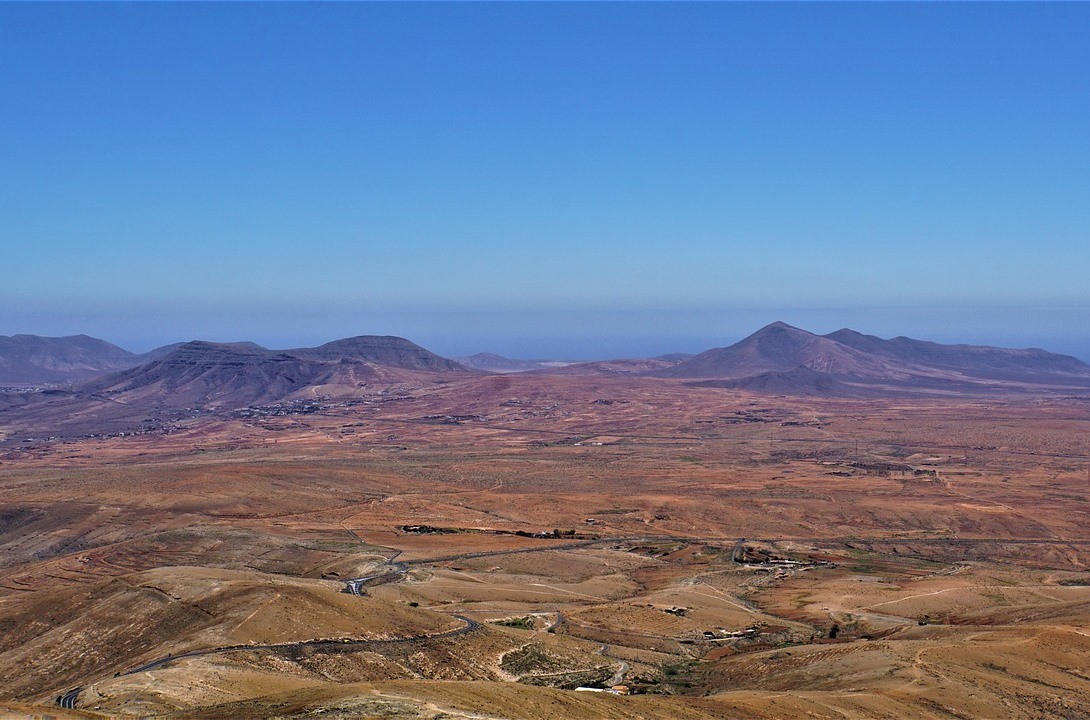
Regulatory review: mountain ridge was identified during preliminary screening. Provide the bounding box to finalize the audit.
[0,334,467,386]
[291,335,468,372]
[656,322,1090,396]
[75,336,473,409]
[5,325,1090,405]
[0,334,142,384]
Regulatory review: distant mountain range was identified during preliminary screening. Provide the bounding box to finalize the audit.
[655,322,1090,397]
[0,335,477,440]
[74,336,471,409]
[0,335,468,388]
[3,324,1089,430]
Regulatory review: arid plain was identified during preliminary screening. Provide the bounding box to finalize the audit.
[3,364,1090,719]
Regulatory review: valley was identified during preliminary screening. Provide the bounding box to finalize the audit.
[2,352,1090,717]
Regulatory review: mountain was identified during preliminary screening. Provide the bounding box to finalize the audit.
[76,342,344,408]
[0,334,140,384]
[823,329,1090,382]
[74,336,473,410]
[133,341,267,364]
[0,335,231,385]
[292,336,468,372]
[656,322,898,380]
[0,334,476,440]
[656,322,1090,397]
[0,333,465,389]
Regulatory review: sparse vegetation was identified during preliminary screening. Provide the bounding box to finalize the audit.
[493,616,534,629]
[3,374,1090,717]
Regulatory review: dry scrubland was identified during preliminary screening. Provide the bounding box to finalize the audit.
[2,373,1090,718]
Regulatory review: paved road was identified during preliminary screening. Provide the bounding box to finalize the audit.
[343,551,410,595]
[598,644,629,687]
[343,568,405,595]
[57,687,81,709]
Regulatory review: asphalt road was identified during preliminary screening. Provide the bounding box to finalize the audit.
[58,687,81,709]
[343,559,410,595]
[598,644,629,687]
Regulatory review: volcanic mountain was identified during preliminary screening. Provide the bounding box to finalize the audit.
[656,322,896,379]
[0,334,142,385]
[291,336,468,372]
[0,335,197,385]
[76,342,337,408]
[824,328,1090,382]
[656,322,1090,396]
[75,337,470,409]
[0,335,475,440]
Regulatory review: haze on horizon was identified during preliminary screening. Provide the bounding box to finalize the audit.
[2,4,1089,361]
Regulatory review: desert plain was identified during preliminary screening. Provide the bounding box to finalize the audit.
[2,370,1090,719]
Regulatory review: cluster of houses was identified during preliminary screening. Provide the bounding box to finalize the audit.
[700,625,762,641]
[233,400,324,418]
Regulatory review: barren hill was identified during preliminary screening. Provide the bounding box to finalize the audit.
[0,335,476,440]
[0,334,140,384]
[824,328,1090,382]
[656,322,907,381]
[0,334,461,388]
[657,322,1090,397]
[79,336,472,409]
[292,335,468,373]
[77,341,367,409]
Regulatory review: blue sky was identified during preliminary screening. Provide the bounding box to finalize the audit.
[2,3,1089,359]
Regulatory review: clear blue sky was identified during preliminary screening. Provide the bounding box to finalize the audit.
[2,3,1089,359]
